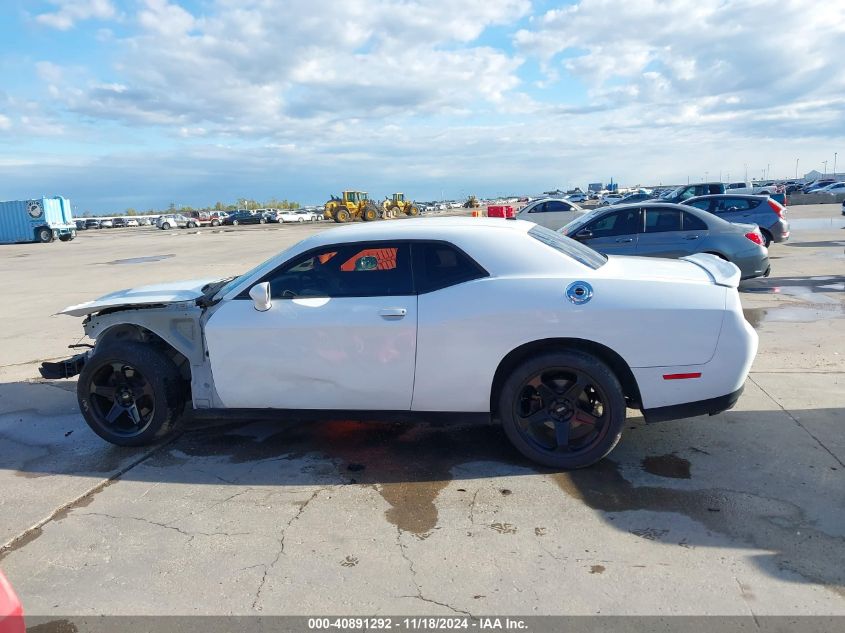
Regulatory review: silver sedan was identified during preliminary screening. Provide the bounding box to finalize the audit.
[560,202,770,279]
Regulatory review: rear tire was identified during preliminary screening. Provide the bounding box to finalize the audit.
[161,223,171,230]
[77,342,186,446]
[37,227,53,243]
[498,351,626,469]
[362,206,378,222]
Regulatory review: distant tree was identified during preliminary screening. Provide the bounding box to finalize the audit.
[125,208,137,216]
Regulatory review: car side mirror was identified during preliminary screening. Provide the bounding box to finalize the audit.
[249,282,272,312]
[575,230,593,240]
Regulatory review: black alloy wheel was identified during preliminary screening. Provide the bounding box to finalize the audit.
[87,361,156,437]
[499,351,626,469]
[77,342,185,446]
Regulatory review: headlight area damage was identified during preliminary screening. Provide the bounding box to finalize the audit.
[39,277,223,410]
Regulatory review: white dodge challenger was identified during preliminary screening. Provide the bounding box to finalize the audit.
[43,218,758,469]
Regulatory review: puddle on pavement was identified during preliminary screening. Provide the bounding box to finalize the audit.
[641,454,691,479]
[740,276,844,304]
[744,304,845,328]
[161,419,520,535]
[552,460,845,592]
[107,254,174,265]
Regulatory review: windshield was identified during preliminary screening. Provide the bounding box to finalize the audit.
[528,225,606,270]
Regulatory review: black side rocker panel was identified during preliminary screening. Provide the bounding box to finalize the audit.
[642,385,744,424]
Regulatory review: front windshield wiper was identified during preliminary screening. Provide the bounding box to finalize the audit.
[198,276,238,307]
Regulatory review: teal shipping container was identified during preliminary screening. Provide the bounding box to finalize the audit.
[0,197,77,244]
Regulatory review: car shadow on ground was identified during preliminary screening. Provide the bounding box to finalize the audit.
[1,378,843,594]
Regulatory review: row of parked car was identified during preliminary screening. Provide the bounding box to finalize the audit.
[73,208,326,232]
[514,190,792,281]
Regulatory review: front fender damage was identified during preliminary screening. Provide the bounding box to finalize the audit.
[39,301,220,409]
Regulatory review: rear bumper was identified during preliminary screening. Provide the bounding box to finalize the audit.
[734,247,769,279]
[643,385,744,423]
[770,219,790,242]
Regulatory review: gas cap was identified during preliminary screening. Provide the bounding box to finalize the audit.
[566,281,593,305]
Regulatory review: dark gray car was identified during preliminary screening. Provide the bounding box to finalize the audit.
[683,195,789,246]
[560,202,770,279]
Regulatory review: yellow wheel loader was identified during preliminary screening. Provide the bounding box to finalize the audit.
[324,191,382,223]
[382,193,419,218]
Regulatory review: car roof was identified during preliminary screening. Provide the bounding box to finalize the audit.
[687,194,767,200]
[301,217,534,248]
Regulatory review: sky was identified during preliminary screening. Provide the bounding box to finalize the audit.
[1,0,844,213]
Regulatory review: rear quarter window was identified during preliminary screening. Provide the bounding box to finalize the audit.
[529,226,606,269]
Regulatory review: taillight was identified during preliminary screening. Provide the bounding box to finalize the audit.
[767,199,785,218]
[745,231,763,245]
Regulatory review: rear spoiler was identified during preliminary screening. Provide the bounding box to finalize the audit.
[682,253,741,288]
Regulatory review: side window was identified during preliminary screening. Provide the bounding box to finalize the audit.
[262,243,413,298]
[546,201,571,212]
[412,242,488,294]
[528,202,546,213]
[682,212,708,231]
[644,208,682,233]
[685,199,711,210]
[585,209,640,237]
[678,187,695,201]
[714,198,752,212]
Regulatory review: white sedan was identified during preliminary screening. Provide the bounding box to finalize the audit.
[45,218,757,469]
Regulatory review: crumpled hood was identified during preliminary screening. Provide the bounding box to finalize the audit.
[60,278,219,317]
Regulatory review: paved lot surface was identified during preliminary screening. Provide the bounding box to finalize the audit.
[0,206,843,617]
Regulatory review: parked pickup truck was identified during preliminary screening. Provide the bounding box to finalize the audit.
[726,182,778,195]
[0,197,77,244]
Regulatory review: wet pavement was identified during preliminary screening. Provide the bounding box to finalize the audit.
[0,203,843,617]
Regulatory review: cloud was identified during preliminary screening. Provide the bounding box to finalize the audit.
[514,0,845,133]
[35,0,117,30]
[37,0,528,136]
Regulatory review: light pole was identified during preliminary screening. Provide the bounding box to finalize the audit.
[835,152,838,178]
[744,163,748,183]
[823,160,828,177]
[795,158,799,180]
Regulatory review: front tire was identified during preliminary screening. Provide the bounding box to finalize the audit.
[498,351,626,469]
[77,342,186,446]
[232,219,239,226]
[59,234,74,242]
[161,223,171,230]
[335,209,350,223]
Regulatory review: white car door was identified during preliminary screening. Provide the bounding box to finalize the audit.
[204,242,417,410]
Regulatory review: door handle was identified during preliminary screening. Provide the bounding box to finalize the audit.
[379,308,407,319]
[615,238,633,243]
[683,235,700,240]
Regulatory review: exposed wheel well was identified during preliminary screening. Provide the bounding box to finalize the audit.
[489,338,642,415]
[96,324,192,385]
